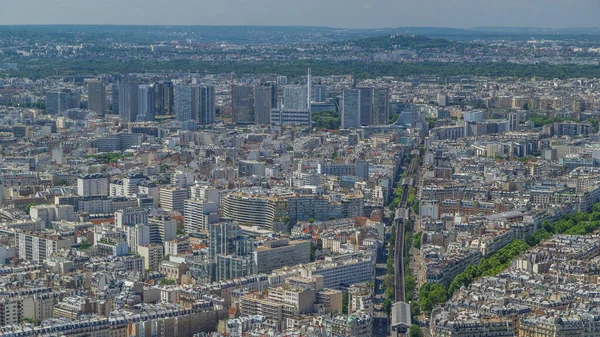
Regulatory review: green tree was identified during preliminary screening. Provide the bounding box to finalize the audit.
[342,290,349,315]
[160,278,176,285]
[409,325,423,337]
[413,232,422,249]
[382,298,393,317]
[310,242,317,262]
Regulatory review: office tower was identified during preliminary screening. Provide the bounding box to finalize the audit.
[315,85,327,103]
[137,85,155,122]
[231,85,255,124]
[373,88,390,125]
[174,85,216,124]
[254,84,277,125]
[111,84,119,115]
[87,80,106,117]
[197,85,216,125]
[118,82,139,123]
[283,85,308,110]
[46,90,80,115]
[358,87,374,126]
[174,85,193,122]
[154,81,174,115]
[342,89,361,129]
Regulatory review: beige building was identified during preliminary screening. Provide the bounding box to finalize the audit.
[253,238,311,274]
[159,260,188,283]
[138,244,163,271]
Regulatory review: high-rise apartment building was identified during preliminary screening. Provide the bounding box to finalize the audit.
[46,90,80,115]
[159,187,189,213]
[111,83,119,116]
[342,89,361,129]
[254,84,277,125]
[174,85,193,122]
[77,174,108,196]
[118,82,139,123]
[15,232,72,263]
[175,85,216,124]
[231,85,255,124]
[197,85,216,125]
[153,81,174,115]
[184,199,218,233]
[508,112,520,131]
[373,88,389,125]
[137,85,156,122]
[283,85,308,110]
[87,80,106,117]
[358,87,374,126]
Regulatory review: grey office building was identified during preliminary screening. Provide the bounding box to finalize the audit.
[231,85,255,125]
[137,85,155,122]
[283,85,308,110]
[358,87,374,126]
[153,81,174,116]
[87,80,106,117]
[197,85,216,125]
[373,88,390,125]
[46,90,80,115]
[175,85,216,124]
[342,89,361,129]
[254,84,277,125]
[111,84,119,116]
[174,85,193,122]
[314,85,327,103]
[118,82,139,123]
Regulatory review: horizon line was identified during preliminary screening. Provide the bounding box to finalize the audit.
[0,24,599,31]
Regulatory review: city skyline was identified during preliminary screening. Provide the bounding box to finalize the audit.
[1,0,599,29]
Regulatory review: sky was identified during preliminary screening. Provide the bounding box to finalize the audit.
[0,0,599,29]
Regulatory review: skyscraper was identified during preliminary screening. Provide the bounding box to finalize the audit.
[254,84,277,125]
[111,84,119,116]
[174,85,216,124]
[315,85,327,103]
[174,85,193,122]
[87,80,106,117]
[283,85,308,110]
[342,89,361,129]
[118,82,139,123]
[137,85,156,122]
[231,85,255,125]
[153,81,174,116]
[197,85,216,125]
[358,87,374,126]
[46,90,80,115]
[373,88,390,125]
